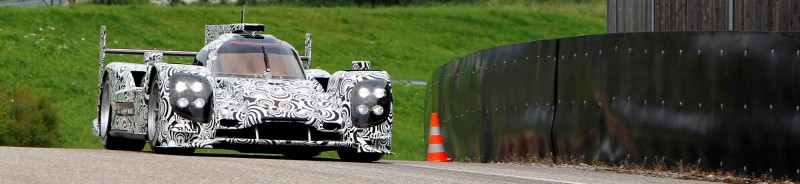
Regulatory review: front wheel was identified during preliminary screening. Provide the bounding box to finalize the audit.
[147,79,194,155]
[100,79,145,151]
[337,149,383,162]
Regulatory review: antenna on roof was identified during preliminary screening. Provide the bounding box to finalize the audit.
[240,2,246,23]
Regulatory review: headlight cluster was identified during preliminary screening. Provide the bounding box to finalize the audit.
[350,80,392,128]
[169,74,213,122]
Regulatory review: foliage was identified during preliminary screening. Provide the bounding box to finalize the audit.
[90,0,149,5]
[0,4,605,160]
[0,83,61,147]
[231,0,605,7]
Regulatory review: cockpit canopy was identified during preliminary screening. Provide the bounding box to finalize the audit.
[195,35,305,79]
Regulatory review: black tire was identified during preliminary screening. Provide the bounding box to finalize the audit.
[103,134,146,151]
[282,151,321,160]
[337,149,383,162]
[147,79,194,155]
[101,79,145,151]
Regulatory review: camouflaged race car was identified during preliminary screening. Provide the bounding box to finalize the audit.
[91,23,393,162]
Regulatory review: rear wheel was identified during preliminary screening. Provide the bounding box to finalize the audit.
[100,79,145,151]
[337,149,383,162]
[147,79,194,155]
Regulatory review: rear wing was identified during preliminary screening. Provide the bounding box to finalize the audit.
[97,25,198,97]
[98,25,197,70]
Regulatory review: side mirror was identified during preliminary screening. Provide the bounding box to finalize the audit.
[352,61,371,70]
[300,56,310,69]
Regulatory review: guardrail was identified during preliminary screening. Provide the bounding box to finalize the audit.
[0,0,65,7]
[425,31,800,179]
[393,79,427,86]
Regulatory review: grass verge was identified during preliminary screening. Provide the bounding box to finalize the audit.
[0,3,605,160]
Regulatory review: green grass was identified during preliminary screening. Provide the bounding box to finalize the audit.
[0,3,605,160]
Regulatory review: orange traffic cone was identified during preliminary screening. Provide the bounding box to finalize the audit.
[427,112,452,162]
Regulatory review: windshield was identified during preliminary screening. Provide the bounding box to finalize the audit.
[213,41,304,78]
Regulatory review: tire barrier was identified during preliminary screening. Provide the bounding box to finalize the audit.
[425,31,800,179]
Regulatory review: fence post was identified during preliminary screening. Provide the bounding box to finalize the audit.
[650,0,655,32]
[728,0,734,31]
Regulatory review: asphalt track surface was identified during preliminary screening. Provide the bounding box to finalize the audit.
[0,146,714,183]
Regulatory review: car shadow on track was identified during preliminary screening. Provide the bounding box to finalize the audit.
[183,152,391,164]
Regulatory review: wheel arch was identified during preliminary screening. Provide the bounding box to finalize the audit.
[328,70,394,154]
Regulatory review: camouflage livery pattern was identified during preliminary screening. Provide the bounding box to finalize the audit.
[351,61,372,71]
[94,24,394,156]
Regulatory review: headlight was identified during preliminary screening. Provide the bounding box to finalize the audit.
[350,80,392,128]
[357,105,370,115]
[175,81,187,92]
[177,98,189,108]
[373,88,386,98]
[190,82,203,92]
[169,74,213,123]
[358,88,370,98]
[372,105,383,115]
[193,98,205,108]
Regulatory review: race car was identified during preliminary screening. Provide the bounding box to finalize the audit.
[91,23,393,162]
